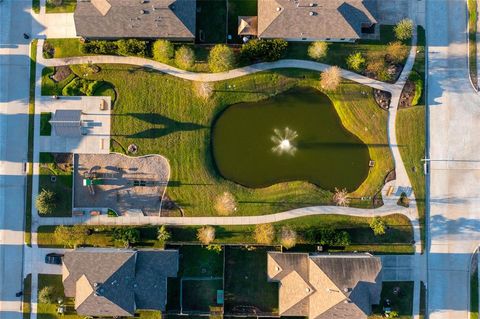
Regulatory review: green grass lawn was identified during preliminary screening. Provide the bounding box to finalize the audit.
[224,246,279,315]
[227,0,257,43]
[420,281,426,319]
[178,245,224,277]
[38,153,72,217]
[23,274,32,319]
[43,65,392,216]
[196,0,227,43]
[40,112,52,136]
[32,0,40,14]
[182,279,223,313]
[371,281,414,319]
[469,0,478,89]
[41,67,76,96]
[43,39,86,59]
[45,0,77,13]
[472,269,479,319]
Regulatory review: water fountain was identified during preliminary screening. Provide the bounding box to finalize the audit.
[271,127,298,155]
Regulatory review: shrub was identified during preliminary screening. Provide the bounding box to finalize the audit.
[107,209,118,217]
[307,41,329,60]
[38,286,56,304]
[332,187,350,206]
[208,44,235,72]
[197,226,215,245]
[152,39,174,63]
[85,80,103,96]
[320,66,341,91]
[116,39,148,57]
[113,227,140,247]
[366,58,392,82]
[62,78,101,96]
[206,244,223,253]
[175,46,195,70]
[194,81,214,99]
[410,72,423,106]
[280,226,297,249]
[309,229,351,246]
[157,225,171,246]
[370,217,387,236]
[54,225,88,248]
[346,52,366,72]
[81,40,117,55]
[386,41,409,64]
[240,39,288,62]
[214,191,237,215]
[43,41,54,59]
[35,189,56,215]
[394,18,414,41]
[254,223,275,245]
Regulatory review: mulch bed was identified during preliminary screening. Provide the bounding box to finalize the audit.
[51,66,72,82]
[399,79,415,109]
[373,89,392,110]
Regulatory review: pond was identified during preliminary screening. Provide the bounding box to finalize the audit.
[211,87,370,191]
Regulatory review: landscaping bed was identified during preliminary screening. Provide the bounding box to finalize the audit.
[370,281,414,319]
[45,0,76,13]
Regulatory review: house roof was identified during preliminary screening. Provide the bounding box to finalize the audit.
[258,0,377,40]
[238,16,258,35]
[50,109,82,137]
[62,248,179,317]
[74,0,196,39]
[267,252,382,319]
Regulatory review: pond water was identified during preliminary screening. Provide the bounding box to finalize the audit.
[211,87,370,191]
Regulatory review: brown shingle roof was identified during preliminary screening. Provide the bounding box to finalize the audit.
[258,0,377,40]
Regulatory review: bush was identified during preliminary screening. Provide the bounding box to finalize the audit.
[306,228,351,246]
[175,46,195,70]
[38,286,56,304]
[320,66,341,91]
[35,189,56,215]
[366,58,392,82]
[346,52,366,72]
[410,72,423,106]
[307,41,329,60]
[197,226,215,245]
[116,39,148,57]
[157,225,171,246]
[254,223,275,245]
[107,209,118,217]
[394,18,414,41]
[62,78,101,96]
[113,227,140,247]
[214,191,237,215]
[280,226,297,249]
[208,44,235,72]
[332,187,350,206]
[81,40,117,55]
[370,217,387,236]
[240,39,288,62]
[386,41,409,64]
[152,39,174,63]
[54,225,88,248]
[206,244,223,253]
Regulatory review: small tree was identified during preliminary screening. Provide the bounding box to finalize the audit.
[175,46,195,70]
[194,81,214,99]
[280,226,297,249]
[308,41,329,60]
[157,225,171,246]
[208,44,235,72]
[254,223,275,245]
[38,286,56,304]
[346,52,366,72]
[206,244,223,253]
[116,39,148,57]
[386,41,409,64]
[214,192,237,215]
[370,217,387,236]
[113,227,140,248]
[332,187,350,207]
[394,18,414,41]
[197,226,215,245]
[153,39,174,63]
[240,39,288,62]
[54,225,89,248]
[320,66,341,91]
[36,189,57,215]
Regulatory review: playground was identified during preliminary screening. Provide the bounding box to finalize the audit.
[73,153,170,216]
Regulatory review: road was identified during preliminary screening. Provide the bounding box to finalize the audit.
[0,0,32,318]
[427,0,480,318]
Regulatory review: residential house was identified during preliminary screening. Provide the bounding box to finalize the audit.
[267,252,382,318]
[62,248,179,317]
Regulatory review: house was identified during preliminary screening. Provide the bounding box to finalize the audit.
[74,0,196,40]
[243,0,377,42]
[62,248,179,317]
[49,110,83,137]
[267,252,382,319]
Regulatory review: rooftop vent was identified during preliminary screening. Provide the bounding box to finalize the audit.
[140,9,146,14]
[276,7,281,11]
[309,11,317,16]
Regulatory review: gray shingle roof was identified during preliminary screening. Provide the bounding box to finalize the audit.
[74,0,196,39]
[50,109,82,137]
[62,248,179,317]
[258,0,377,40]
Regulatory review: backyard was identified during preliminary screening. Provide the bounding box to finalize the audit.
[370,281,414,319]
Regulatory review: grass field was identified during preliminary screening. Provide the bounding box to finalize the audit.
[178,245,224,277]
[370,281,414,319]
[224,246,279,315]
[182,279,223,313]
[38,153,72,217]
[41,67,76,96]
[23,274,32,319]
[42,65,393,216]
[43,39,87,59]
[468,0,478,90]
[40,112,52,136]
[196,0,227,43]
[45,0,77,13]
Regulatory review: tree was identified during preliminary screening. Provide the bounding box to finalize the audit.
[152,39,174,63]
[346,52,366,72]
[280,226,297,249]
[116,39,148,57]
[254,223,275,245]
[36,188,57,215]
[214,192,237,215]
[316,229,351,246]
[157,225,171,246]
[240,39,288,62]
[194,81,214,99]
[38,286,56,304]
[197,226,215,245]
[320,66,341,91]
[54,225,89,248]
[208,44,235,72]
[113,227,140,248]
[370,217,387,236]
[332,187,350,206]
[308,41,329,60]
[394,18,414,40]
[175,46,195,70]
[386,41,409,64]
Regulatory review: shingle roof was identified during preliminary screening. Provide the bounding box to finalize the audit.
[50,109,82,137]
[258,0,377,40]
[74,0,196,39]
[267,252,382,319]
[62,248,179,317]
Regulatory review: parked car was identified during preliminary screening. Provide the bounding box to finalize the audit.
[45,253,63,265]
